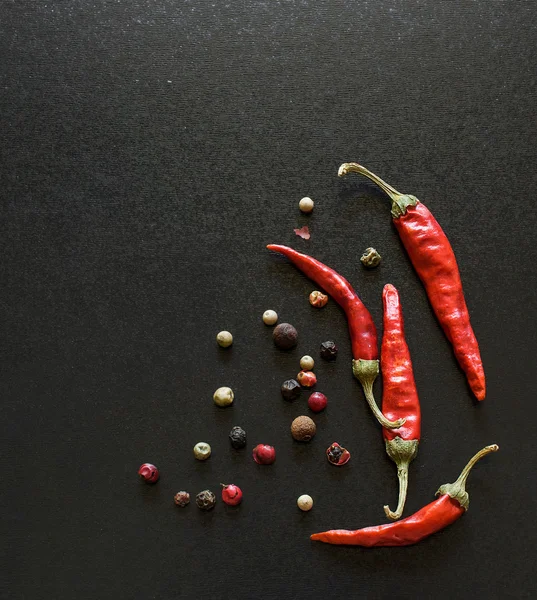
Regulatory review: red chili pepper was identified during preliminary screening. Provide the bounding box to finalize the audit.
[381,284,421,520]
[311,444,498,546]
[339,163,486,401]
[267,244,403,429]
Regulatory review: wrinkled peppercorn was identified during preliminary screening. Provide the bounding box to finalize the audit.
[291,415,316,442]
[361,247,381,268]
[320,341,338,361]
[229,426,247,449]
[174,491,190,507]
[297,370,317,388]
[273,323,298,349]
[309,290,328,308]
[196,489,216,510]
[326,442,351,466]
[281,379,301,401]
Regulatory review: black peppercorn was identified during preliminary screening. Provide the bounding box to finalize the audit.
[273,323,298,350]
[281,379,301,401]
[320,341,338,361]
[229,426,247,449]
[196,489,216,511]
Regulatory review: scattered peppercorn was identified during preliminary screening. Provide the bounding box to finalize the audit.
[216,330,233,348]
[213,386,234,407]
[196,489,216,511]
[308,392,328,413]
[326,442,351,466]
[299,197,314,213]
[297,370,317,388]
[174,491,190,507]
[281,379,301,401]
[361,247,382,269]
[193,442,211,461]
[297,494,314,511]
[221,483,243,506]
[229,426,247,449]
[252,444,276,465]
[273,322,298,349]
[320,341,338,361]
[300,355,315,370]
[138,463,159,484]
[309,290,328,308]
[291,415,316,442]
[262,309,278,326]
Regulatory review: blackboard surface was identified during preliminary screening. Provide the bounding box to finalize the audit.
[2,2,536,598]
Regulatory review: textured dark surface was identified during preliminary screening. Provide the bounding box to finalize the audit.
[2,1,536,598]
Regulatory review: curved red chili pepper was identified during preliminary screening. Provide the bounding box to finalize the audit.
[267,244,404,429]
[311,444,498,547]
[339,163,486,401]
[381,284,421,520]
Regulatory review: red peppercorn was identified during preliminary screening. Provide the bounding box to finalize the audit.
[252,444,276,465]
[221,483,243,506]
[138,463,159,483]
[308,392,327,413]
[326,442,351,466]
[297,370,317,388]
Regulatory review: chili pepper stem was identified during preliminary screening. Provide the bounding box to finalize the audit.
[383,438,419,521]
[436,444,499,511]
[338,162,419,219]
[352,359,406,429]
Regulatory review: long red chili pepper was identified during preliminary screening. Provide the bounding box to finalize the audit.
[339,163,486,401]
[311,444,498,546]
[381,284,421,520]
[267,244,404,429]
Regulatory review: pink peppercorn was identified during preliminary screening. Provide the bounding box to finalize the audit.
[138,463,159,483]
[252,444,276,465]
[221,483,243,506]
[308,392,328,413]
[297,370,317,388]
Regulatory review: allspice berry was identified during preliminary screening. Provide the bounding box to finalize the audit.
[273,323,298,350]
[291,415,316,442]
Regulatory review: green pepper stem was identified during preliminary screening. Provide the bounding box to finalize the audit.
[384,463,409,521]
[436,444,499,511]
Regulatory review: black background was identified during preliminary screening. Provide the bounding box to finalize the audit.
[2,1,537,599]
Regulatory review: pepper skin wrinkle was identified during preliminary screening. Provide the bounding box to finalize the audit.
[381,284,421,520]
[267,244,404,429]
[339,163,486,401]
[311,444,498,547]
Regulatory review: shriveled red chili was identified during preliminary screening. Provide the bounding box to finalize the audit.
[310,444,498,546]
[381,284,421,520]
[267,244,403,429]
[339,163,486,401]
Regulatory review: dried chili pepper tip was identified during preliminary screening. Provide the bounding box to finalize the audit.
[300,355,315,370]
[299,197,314,213]
[309,290,328,308]
[297,370,317,388]
[326,442,350,466]
[252,444,276,465]
[281,379,301,401]
[320,341,338,361]
[361,247,382,269]
[213,386,234,407]
[193,442,211,461]
[297,494,314,511]
[221,483,243,506]
[291,416,316,442]
[216,330,233,348]
[138,463,159,483]
[174,491,190,507]
[229,426,247,449]
[273,323,298,349]
[196,489,216,511]
[262,310,278,326]
[308,392,327,413]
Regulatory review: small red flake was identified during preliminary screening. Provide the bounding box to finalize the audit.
[294,226,310,240]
